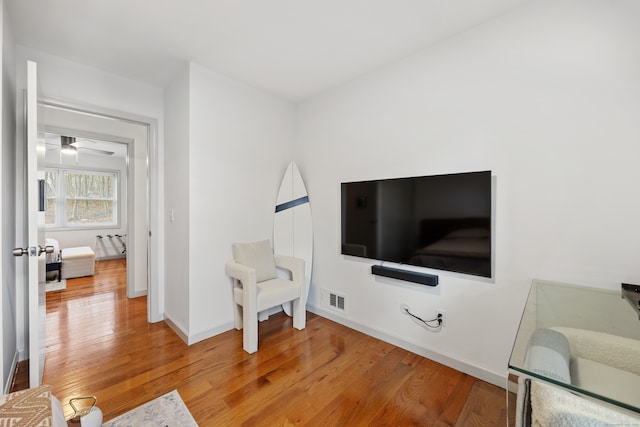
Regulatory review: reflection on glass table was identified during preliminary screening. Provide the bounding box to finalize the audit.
[509,280,640,424]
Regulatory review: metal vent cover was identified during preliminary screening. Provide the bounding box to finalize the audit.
[329,293,345,311]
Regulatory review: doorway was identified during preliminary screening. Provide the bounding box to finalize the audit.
[40,100,161,320]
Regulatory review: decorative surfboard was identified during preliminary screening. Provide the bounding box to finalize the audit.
[273,161,313,316]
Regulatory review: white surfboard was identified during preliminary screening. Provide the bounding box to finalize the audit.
[274,161,313,316]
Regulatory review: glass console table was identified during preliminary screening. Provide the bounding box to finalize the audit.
[509,280,640,423]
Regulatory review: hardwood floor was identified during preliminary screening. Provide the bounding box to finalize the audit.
[31,259,513,426]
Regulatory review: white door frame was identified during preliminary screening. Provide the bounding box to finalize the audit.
[41,98,162,323]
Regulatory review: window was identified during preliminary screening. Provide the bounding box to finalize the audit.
[45,168,118,228]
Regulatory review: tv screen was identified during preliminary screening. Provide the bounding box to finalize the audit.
[341,170,492,278]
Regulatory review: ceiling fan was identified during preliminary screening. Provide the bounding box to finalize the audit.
[46,135,116,156]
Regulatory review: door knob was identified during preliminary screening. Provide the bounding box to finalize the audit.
[39,245,54,255]
[12,247,28,257]
[12,245,53,257]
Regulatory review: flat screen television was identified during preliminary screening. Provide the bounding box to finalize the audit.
[341,170,492,278]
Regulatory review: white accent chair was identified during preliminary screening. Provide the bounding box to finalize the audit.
[225,240,306,354]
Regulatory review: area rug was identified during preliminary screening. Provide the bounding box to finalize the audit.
[103,390,198,427]
[45,279,66,293]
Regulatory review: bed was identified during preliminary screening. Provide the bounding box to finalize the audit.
[408,218,491,277]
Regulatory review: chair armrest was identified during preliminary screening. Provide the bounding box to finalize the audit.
[225,261,257,285]
[274,255,305,285]
[226,261,259,313]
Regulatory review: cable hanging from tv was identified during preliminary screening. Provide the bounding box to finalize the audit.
[400,304,442,329]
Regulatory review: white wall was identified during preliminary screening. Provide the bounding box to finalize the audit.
[165,62,296,343]
[164,65,190,334]
[16,47,164,121]
[296,0,640,385]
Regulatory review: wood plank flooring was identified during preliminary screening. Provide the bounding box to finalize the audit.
[34,259,513,426]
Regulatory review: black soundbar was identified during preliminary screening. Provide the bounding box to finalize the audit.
[371,265,439,286]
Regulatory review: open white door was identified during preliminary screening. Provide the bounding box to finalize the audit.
[13,60,47,387]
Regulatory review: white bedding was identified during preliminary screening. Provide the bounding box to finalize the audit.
[46,238,60,264]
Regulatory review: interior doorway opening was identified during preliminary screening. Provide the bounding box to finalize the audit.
[39,100,159,319]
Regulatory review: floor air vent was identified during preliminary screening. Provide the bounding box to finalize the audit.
[329,292,345,311]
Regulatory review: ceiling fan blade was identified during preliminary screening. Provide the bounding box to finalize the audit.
[73,137,100,145]
[77,146,115,156]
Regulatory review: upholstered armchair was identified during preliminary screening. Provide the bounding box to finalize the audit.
[225,240,306,354]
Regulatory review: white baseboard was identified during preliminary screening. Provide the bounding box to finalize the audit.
[163,315,189,344]
[187,321,235,345]
[128,289,148,298]
[164,314,234,346]
[180,306,285,346]
[307,304,507,389]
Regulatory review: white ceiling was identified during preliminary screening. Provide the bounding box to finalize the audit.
[7,0,531,101]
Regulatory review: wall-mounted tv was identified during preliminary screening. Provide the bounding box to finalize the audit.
[341,170,492,278]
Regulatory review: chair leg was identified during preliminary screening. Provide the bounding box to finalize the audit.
[243,305,258,354]
[234,303,243,330]
[292,298,306,330]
